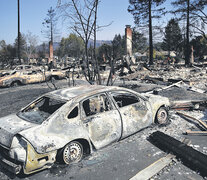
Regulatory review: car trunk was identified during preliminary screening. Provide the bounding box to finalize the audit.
[0,114,37,148]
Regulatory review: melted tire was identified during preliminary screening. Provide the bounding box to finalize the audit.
[155,107,169,125]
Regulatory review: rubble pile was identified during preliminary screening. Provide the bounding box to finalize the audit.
[122,65,207,90]
[1,62,207,179]
[115,64,207,179]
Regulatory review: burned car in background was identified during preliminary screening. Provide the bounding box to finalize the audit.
[0,68,68,87]
[46,69,68,80]
[0,86,170,174]
[14,65,42,72]
[0,70,47,87]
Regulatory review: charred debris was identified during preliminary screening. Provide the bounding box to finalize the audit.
[119,62,207,179]
[2,43,207,179]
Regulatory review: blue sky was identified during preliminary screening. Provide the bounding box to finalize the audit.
[0,0,136,45]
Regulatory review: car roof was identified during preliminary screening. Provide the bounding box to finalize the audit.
[47,85,124,101]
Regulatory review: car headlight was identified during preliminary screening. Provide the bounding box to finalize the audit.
[9,135,27,162]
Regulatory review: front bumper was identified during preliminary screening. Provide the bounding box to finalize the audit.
[0,153,21,174]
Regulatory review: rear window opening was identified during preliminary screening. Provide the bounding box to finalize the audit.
[17,96,66,124]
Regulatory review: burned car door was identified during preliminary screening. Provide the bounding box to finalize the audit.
[81,93,122,149]
[23,71,44,84]
[110,91,152,138]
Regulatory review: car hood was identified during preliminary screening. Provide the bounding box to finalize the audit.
[0,114,37,148]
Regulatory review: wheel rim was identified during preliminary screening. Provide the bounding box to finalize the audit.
[11,82,18,87]
[157,109,168,124]
[51,77,56,82]
[63,142,83,164]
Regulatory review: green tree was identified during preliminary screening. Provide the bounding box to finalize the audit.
[162,19,183,54]
[128,0,166,65]
[112,34,125,60]
[0,40,16,67]
[112,29,147,59]
[132,28,147,53]
[14,33,26,61]
[38,43,47,59]
[97,43,112,63]
[58,34,84,58]
[190,36,207,60]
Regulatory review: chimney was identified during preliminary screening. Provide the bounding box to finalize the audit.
[49,41,53,63]
[125,25,132,57]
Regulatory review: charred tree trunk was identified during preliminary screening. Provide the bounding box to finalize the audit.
[85,40,91,82]
[94,0,101,85]
[106,56,114,86]
[149,0,153,65]
[185,0,190,66]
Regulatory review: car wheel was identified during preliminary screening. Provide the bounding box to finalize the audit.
[62,141,83,164]
[155,107,169,125]
[50,76,57,83]
[11,81,19,87]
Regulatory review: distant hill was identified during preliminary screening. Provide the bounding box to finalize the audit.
[37,42,60,52]
[88,40,112,47]
[37,40,112,51]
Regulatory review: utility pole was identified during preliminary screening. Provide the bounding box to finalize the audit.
[17,0,21,64]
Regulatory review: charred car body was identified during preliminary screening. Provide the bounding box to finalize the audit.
[0,86,170,174]
[0,69,67,87]
[47,69,67,80]
[0,70,48,87]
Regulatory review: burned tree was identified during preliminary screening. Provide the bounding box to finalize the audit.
[58,0,101,84]
[190,1,207,41]
[93,0,101,84]
[128,0,166,65]
[25,32,38,63]
[42,7,58,65]
[171,0,207,65]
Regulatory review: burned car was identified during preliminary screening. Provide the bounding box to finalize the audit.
[0,70,48,87]
[0,69,68,87]
[14,65,42,71]
[48,69,67,80]
[0,85,170,175]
